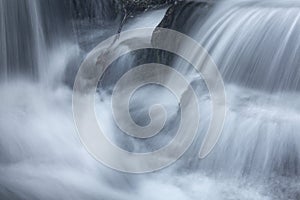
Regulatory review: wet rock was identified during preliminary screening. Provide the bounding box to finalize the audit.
[120,0,175,13]
[150,1,212,64]
[157,0,211,34]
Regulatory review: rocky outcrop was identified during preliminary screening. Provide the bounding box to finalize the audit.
[70,0,175,21]
[148,1,212,68]
[120,0,175,13]
[157,1,211,34]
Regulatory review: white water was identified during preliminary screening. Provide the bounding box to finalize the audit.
[0,0,299,199]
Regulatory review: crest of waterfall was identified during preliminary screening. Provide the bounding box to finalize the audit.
[195,1,300,92]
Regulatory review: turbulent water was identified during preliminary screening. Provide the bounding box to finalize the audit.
[0,0,300,199]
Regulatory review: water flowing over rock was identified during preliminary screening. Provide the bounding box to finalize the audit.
[1,0,300,199]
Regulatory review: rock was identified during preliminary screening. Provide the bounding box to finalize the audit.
[120,0,175,13]
[70,0,118,21]
[149,1,212,69]
[157,0,211,34]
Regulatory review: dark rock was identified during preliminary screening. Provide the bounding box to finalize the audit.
[120,0,175,13]
[69,0,118,21]
[157,0,211,34]
[148,1,212,67]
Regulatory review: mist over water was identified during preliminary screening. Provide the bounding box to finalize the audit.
[0,0,300,199]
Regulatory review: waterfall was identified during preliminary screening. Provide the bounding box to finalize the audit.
[160,1,300,178]
[0,0,79,85]
[0,0,300,199]
[0,0,46,80]
[195,1,300,92]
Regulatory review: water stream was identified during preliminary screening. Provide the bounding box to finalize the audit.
[0,0,299,199]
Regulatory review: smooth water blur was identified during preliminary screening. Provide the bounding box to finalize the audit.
[0,0,300,199]
[0,0,74,81]
[194,1,300,91]
[173,0,300,175]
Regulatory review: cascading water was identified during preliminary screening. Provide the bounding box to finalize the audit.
[0,0,46,80]
[167,0,300,174]
[0,0,299,200]
[0,0,73,80]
